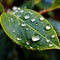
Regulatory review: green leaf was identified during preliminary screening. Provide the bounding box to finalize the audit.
[0,3,4,13]
[48,19,60,37]
[1,8,60,50]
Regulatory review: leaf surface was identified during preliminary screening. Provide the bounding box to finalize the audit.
[1,8,60,50]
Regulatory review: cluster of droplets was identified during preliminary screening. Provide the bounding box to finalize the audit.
[12,6,57,49]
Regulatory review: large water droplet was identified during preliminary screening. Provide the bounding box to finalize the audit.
[49,44,53,47]
[24,15,30,19]
[17,37,21,40]
[45,25,51,30]
[40,17,44,20]
[51,35,55,38]
[31,18,35,22]
[21,23,26,26]
[32,35,40,42]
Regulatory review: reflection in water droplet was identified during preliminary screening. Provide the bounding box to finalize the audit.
[21,23,26,26]
[45,25,51,30]
[40,17,44,20]
[32,35,40,42]
[51,35,55,38]
[17,37,21,40]
[49,44,53,47]
[31,18,35,22]
[24,15,30,19]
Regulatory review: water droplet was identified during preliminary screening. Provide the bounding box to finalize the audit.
[30,46,33,49]
[17,37,21,40]
[51,35,55,38]
[45,25,51,30]
[49,44,53,47]
[46,39,50,42]
[24,15,30,19]
[26,42,29,45]
[20,10,24,13]
[32,35,40,42]
[11,18,14,22]
[35,22,39,25]
[13,6,17,10]
[29,12,33,15]
[21,23,26,26]
[40,17,44,20]
[26,28,29,30]
[31,18,35,22]
[17,7,20,10]
[37,48,39,49]
[12,30,15,32]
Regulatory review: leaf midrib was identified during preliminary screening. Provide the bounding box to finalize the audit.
[13,13,59,48]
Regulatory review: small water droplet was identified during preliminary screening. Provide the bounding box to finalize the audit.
[26,42,29,45]
[12,30,15,32]
[49,44,53,47]
[17,7,20,10]
[40,17,44,20]
[35,22,39,25]
[21,23,26,26]
[20,10,24,13]
[11,18,14,22]
[29,12,33,15]
[13,6,17,10]
[46,39,50,42]
[30,46,33,49]
[31,18,35,22]
[26,28,29,30]
[24,15,30,19]
[51,35,55,38]
[17,37,21,40]
[37,48,39,49]
[45,25,51,30]
[32,35,40,42]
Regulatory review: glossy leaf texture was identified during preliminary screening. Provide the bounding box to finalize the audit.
[48,19,60,37]
[1,8,60,50]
